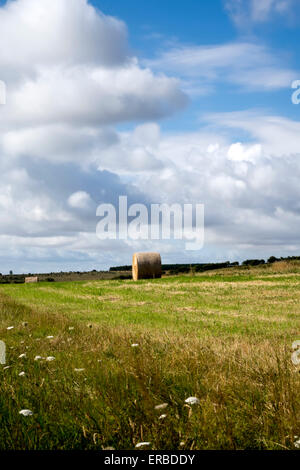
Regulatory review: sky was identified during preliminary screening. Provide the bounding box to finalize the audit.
[0,0,300,273]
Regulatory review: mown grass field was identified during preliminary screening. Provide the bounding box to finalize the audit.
[0,261,299,450]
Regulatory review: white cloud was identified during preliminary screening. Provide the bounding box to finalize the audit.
[225,0,296,26]
[1,124,117,164]
[0,0,189,272]
[206,110,300,155]
[3,114,300,271]
[68,191,92,210]
[1,0,300,272]
[0,0,187,133]
[145,42,296,93]
[1,64,186,129]
[92,116,300,261]
[97,123,164,174]
[227,143,262,162]
[0,0,129,73]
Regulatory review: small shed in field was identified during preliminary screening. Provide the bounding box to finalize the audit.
[25,276,39,284]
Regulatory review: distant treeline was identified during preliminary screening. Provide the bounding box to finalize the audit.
[110,255,300,274]
[0,274,25,284]
[110,261,239,275]
[242,255,300,266]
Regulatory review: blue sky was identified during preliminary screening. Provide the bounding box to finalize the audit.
[1,0,300,273]
[95,0,233,47]
[95,0,300,128]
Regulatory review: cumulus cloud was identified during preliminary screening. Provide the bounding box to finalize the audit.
[3,112,300,271]
[1,0,300,273]
[0,0,187,132]
[0,0,189,272]
[97,123,164,174]
[68,191,92,210]
[227,143,262,163]
[1,124,118,164]
[2,64,186,129]
[93,115,300,263]
[0,0,129,74]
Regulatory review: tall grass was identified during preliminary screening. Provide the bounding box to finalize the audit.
[0,290,299,450]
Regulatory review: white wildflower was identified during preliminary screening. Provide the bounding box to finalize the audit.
[74,368,85,372]
[185,397,200,405]
[158,414,167,420]
[131,344,139,348]
[46,356,55,362]
[135,442,151,448]
[3,366,11,370]
[46,336,54,339]
[154,403,168,410]
[19,371,26,377]
[7,326,14,330]
[294,436,300,449]
[19,409,33,416]
[18,353,26,359]
[34,356,43,361]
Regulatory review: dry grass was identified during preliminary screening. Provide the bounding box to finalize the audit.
[0,264,299,450]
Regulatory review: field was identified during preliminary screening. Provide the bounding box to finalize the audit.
[0,261,299,450]
[0,269,132,284]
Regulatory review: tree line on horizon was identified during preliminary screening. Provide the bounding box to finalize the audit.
[110,255,300,273]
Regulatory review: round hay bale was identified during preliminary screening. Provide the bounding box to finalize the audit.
[132,252,162,281]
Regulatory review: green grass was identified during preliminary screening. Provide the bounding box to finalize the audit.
[0,263,299,450]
